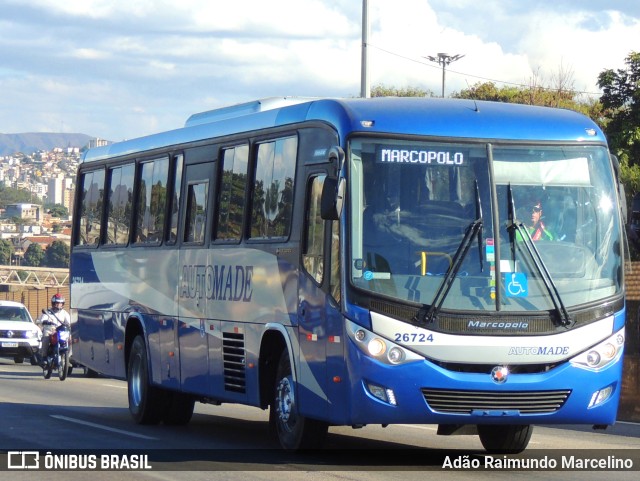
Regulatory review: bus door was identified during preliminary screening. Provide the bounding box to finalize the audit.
[178,160,216,396]
[297,170,334,419]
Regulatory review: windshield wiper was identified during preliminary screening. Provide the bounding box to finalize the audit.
[506,184,572,327]
[414,181,484,325]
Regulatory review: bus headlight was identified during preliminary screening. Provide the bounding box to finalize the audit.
[570,327,625,371]
[346,319,422,366]
[367,338,386,356]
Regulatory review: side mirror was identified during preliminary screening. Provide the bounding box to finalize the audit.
[321,146,346,220]
[321,176,345,220]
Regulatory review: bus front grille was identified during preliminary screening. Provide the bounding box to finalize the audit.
[421,388,571,414]
[223,332,246,393]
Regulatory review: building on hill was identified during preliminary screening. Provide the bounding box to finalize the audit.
[5,203,41,222]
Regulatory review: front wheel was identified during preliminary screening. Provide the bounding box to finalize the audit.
[43,360,52,380]
[478,424,533,454]
[270,350,328,450]
[128,335,167,424]
[58,352,69,381]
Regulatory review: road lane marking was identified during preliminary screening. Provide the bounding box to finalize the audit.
[51,415,157,440]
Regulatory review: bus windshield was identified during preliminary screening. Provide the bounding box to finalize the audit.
[349,138,623,314]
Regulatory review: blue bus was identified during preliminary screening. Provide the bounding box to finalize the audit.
[70,97,627,453]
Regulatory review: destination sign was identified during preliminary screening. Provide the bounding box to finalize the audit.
[377,147,465,165]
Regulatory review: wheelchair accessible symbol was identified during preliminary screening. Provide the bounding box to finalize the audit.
[505,272,528,297]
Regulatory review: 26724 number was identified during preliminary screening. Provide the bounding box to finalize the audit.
[394,332,434,343]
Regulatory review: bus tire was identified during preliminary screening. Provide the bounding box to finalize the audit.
[128,335,166,425]
[478,424,533,454]
[163,391,195,425]
[271,350,328,450]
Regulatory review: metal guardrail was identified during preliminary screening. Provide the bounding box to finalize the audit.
[0,265,69,288]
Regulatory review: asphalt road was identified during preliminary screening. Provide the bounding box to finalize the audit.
[1,358,640,480]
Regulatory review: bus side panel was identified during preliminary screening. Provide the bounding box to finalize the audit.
[296,272,329,420]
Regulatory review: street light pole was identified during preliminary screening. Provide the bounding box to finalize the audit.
[361,0,370,98]
[425,53,465,97]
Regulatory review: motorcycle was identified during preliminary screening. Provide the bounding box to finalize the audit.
[40,312,71,381]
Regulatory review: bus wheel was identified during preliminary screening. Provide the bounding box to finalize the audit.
[477,424,533,454]
[271,350,328,450]
[128,335,166,425]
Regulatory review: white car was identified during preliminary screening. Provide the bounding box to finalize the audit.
[0,300,41,364]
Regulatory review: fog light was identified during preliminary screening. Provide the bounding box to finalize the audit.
[368,338,386,356]
[366,383,397,406]
[588,385,614,408]
[388,347,404,364]
[367,383,387,402]
[386,388,397,406]
[586,350,601,367]
[355,329,366,342]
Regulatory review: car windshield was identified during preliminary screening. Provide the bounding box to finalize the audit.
[348,138,623,313]
[0,306,32,322]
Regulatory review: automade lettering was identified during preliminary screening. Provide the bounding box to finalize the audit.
[508,346,570,356]
[180,264,253,302]
[379,148,464,165]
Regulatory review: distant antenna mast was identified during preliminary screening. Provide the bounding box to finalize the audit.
[360,0,370,98]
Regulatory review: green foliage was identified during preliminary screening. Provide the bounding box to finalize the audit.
[598,51,640,167]
[45,204,69,218]
[371,84,434,98]
[0,239,14,265]
[0,185,37,210]
[43,240,70,268]
[23,243,45,267]
[453,81,595,113]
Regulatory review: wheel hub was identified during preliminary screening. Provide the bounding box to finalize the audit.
[276,376,294,423]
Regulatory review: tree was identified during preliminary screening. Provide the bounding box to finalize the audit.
[46,204,69,218]
[0,185,36,210]
[0,239,14,265]
[43,240,70,268]
[597,51,640,168]
[371,84,434,98]
[23,243,45,267]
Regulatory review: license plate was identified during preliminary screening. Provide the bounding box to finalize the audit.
[1,342,19,348]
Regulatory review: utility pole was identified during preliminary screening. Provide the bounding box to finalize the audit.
[361,0,370,98]
[425,53,465,97]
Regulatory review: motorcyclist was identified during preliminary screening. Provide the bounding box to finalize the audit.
[36,294,71,368]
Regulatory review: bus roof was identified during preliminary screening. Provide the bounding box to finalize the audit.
[82,97,606,163]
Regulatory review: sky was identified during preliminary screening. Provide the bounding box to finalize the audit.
[0,0,638,142]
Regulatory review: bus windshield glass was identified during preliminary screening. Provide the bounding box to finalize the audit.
[349,138,622,313]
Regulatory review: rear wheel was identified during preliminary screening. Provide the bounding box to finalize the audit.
[478,424,533,454]
[43,362,52,379]
[271,350,328,450]
[58,352,69,381]
[128,335,167,424]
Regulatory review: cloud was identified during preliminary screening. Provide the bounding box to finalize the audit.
[0,0,638,141]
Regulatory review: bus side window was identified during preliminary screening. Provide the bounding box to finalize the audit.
[167,154,184,245]
[76,169,105,246]
[216,145,248,242]
[184,182,208,244]
[106,163,135,246]
[135,157,169,244]
[250,136,297,240]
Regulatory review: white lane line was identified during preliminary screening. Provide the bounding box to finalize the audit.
[101,383,127,389]
[51,415,157,440]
